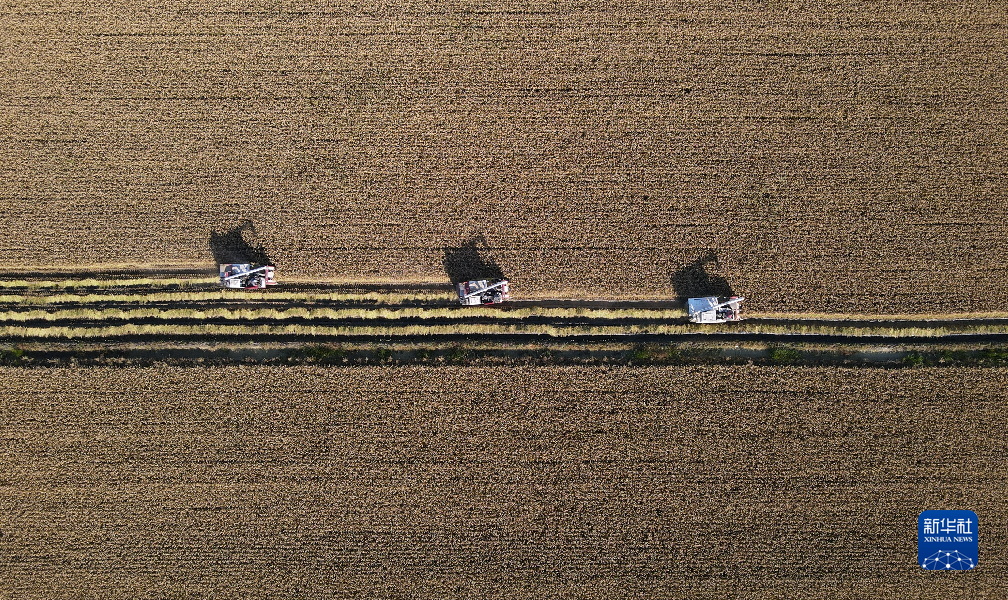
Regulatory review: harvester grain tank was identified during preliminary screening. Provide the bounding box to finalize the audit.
[219,263,276,289]
[687,296,744,323]
[457,279,509,305]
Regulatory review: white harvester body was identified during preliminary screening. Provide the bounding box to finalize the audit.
[688,296,744,323]
[219,264,276,289]
[457,279,509,305]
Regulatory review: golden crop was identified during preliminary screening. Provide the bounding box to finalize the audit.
[0,365,1005,595]
[0,3,1003,313]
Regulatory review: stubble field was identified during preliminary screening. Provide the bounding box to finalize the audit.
[1,365,1005,597]
[1,1,1007,312]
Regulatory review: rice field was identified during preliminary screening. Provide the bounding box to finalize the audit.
[1,1,1006,312]
[2,2,1007,597]
[0,365,1005,597]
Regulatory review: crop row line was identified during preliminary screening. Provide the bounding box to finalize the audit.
[4,292,1008,324]
[0,306,687,322]
[3,321,1008,339]
[0,277,220,289]
[0,290,455,305]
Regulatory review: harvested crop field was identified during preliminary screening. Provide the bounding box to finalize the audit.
[1,365,1005,597]
[2,2,1007,312]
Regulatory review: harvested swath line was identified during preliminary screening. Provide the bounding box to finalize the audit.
[275,282,454,292]
[5,305,1008,336]
[0,278,219,290]
[9,287,1008,326]
[0,269,215,280]
[9,294,1008,338]
[5,321,1008,340]
[0,310,685,324]
[0,315,681,332]
[2,290,458,306]
[0,299,444,311]
[0,323,663,339]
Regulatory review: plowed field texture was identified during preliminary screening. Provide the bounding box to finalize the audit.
[1,365,1005,597]
[1,2,1006,312]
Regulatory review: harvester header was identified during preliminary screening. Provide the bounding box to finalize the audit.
[219,263,276,289]
[687,296,744,323]
[457,279,509,305]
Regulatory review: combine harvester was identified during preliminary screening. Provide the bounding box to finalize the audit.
[219,263,276,289]
[687,296,745,323]
[457,279,510,305]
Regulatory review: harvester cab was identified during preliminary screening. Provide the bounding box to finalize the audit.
[687,296,744,323]
[457,279,509,305]
[219,263,276,289]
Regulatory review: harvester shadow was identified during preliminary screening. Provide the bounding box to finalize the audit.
[209,220,273,265]
[442,235,505,284]
[671,251,735,301]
